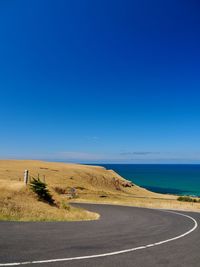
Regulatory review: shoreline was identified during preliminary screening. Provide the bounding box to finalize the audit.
[96,163,200,198]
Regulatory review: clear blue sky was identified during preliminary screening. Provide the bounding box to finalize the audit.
[0,0,200,163]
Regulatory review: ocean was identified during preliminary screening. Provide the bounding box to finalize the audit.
[97,164,200,197]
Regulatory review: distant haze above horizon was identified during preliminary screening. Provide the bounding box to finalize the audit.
[1,0,200,164]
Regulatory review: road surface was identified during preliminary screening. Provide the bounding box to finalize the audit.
[0,204,199,267]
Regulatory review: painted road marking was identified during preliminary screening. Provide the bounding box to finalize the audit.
[0,210,198,266]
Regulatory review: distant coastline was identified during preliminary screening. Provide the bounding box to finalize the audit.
[90,164,200,197]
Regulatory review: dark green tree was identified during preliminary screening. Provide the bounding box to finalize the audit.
[30,177,54,205]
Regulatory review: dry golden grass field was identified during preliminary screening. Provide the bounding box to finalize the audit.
[0,160,200,221]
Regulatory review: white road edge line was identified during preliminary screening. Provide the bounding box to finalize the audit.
[0,210,198,266]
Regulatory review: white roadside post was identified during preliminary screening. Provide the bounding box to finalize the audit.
[24,169,29,185]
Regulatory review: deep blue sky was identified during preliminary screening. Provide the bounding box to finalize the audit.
[0,0,200,163]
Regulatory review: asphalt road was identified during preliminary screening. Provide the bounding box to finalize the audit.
[0,204,199,267]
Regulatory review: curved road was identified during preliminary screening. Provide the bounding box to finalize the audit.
[0,204,199,267]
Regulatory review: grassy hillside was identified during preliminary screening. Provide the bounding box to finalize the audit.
[0,160,199,221]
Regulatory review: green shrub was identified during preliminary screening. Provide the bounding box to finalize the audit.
[177,196,198,203]
[30,177,54,205]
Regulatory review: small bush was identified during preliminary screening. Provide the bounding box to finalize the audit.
[30,177,54,205]
[54,187,67,194]
[177,196,198,203]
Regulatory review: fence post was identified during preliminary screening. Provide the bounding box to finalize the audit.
[24,169,29,185]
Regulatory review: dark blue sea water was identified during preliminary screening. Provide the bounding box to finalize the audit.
[97,164,200,196]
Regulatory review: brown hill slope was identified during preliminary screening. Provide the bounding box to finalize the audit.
[0,160,164,198]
